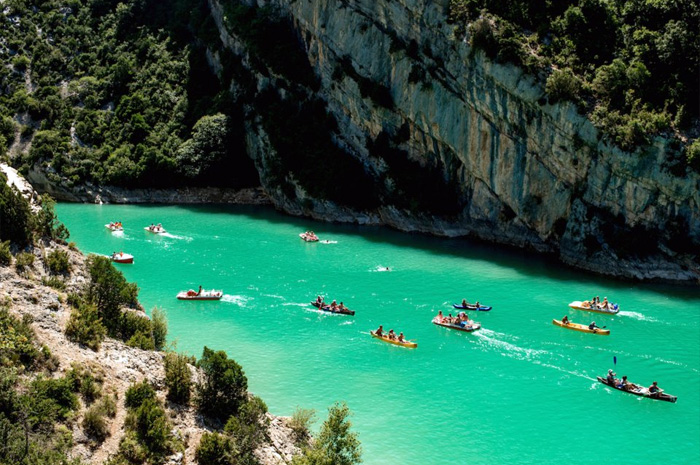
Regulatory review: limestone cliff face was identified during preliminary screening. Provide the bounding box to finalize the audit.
[205,0,699,283]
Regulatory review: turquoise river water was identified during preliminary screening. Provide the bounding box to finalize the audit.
[55,203,700,465]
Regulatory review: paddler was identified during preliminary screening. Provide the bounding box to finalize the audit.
[375,325,384,337]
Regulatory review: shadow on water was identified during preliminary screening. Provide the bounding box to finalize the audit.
[148,203,700,301]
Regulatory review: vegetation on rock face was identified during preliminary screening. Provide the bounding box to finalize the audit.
[0,0,258,190]
[449,0,699,156]
[164,352,192,405]
[291,402,362,465]
[196,346,248,423]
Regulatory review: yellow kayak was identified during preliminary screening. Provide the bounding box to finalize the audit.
[370,330,417,348]
[553,319,610,335]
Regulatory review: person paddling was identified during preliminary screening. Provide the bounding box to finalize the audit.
[375,325,384,337]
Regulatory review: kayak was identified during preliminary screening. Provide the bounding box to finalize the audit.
[568,300,619,314]
[452,303,492,311]
[110,252,133,264]
[597,376,677,403]
[310,301,355,316]
[299,232,319,242]
[432,317,481,332]
[105,223,123,232]
[145,226,167,234]
[370,330,417,348]
[552,319,609,335]
[177,289,223,300]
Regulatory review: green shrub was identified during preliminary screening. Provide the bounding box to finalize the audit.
[83,403,110,441]
[0,174,33,246]
[32,195,69,242]
[42,276,66,290]
[546,68,582,104]
[195,432,235,465]
[125,381,157,410]
[196,347,248,422]
[65,302,107,351]
[0,241,10,266]
[151,307,167,351]
[289,407,316,443]
[224,395,269,460]
[85,255,140,335]
[46,249,71,274]
[0,305,40,368]
[687,139,700,171]
[292,402,361,465]
[66,363,103,404]
[14,251,35,273]
[125,397,172,457]
[30,376,79,423]
[164,352,192,405]
[127,331,155,350]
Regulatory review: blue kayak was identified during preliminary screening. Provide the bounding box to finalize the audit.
[453,303,492,311]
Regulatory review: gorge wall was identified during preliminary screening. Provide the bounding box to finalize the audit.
[202,0,699,283]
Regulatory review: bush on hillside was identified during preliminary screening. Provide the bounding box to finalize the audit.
[14,251,35,273]
[0,241,10,266]
[195,432,236,465]
[151,307,167,351]
[0,305,40,368]
[196,346,248,422]
[85,255,139,334]
[545,68,582,104]
[224,395,269,460]
[46,249,71,274]
[291,402,361,465]
[0,173,33,247]
[164,352,192,405]
[289,407,316,444]
[65,302,107,351]
[125,381,157,410]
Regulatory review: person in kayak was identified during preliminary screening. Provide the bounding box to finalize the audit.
[601,297,609,309]
[197,285,202,296]
[607,369,617,385]
[398,332,406,343]
[375,325,384,337]
[588,321,600,331]
[436,310,444,322]
[461,299,468,307]
[316,296,323,305]
[387,329,396,340]
[562,315,570,325]
[338,302,347,311]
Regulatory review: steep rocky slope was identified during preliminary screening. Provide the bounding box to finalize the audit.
[203,0,699,283]
[0,219,299,464]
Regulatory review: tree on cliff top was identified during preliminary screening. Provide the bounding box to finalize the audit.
[292,402,362,465]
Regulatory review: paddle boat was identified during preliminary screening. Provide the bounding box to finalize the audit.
[552,318,609,335]
[145,223,167,234]
[105,222,123,232]
[597,376,677,403]
[432,316,481,332]
[110,252,133,264]
[370,330,417,348]
[452,302,492,311]
[568,300,619,314]
[310,301,355,316]
[177,289,223,300]
[299,231,319,242]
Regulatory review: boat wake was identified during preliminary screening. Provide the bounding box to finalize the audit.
[371,266,392,272]
[319,240,337,244]
[220,295,250,306]
[472,329,548,361]
[339,320,354,326]
[160,232,192,241]
[617,311,657,322]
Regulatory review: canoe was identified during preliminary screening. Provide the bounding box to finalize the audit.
[432,317,481,332]
[370,330,417,348]
[452,303,492,311]
[310,301,355,316]
[552,319,609,335]
[144,226,167,234]
[110,253,133,264]
[597,376,677,403]
[299,233,319,242]
[177,290,223,300]
[105,223,123,231]
[568,300,619,314]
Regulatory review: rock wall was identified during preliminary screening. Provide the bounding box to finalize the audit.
[206,0,699,283]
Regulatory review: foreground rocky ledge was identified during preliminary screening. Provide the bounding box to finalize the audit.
[0,241,299,464]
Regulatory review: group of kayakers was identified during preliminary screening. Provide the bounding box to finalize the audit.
[605,370,672,400]
[108,221,123,229]
[435,310,471,326]
[315,296,349,312]
[146,223,165,232]
[374,325,408,343]
[581,296,614,310]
